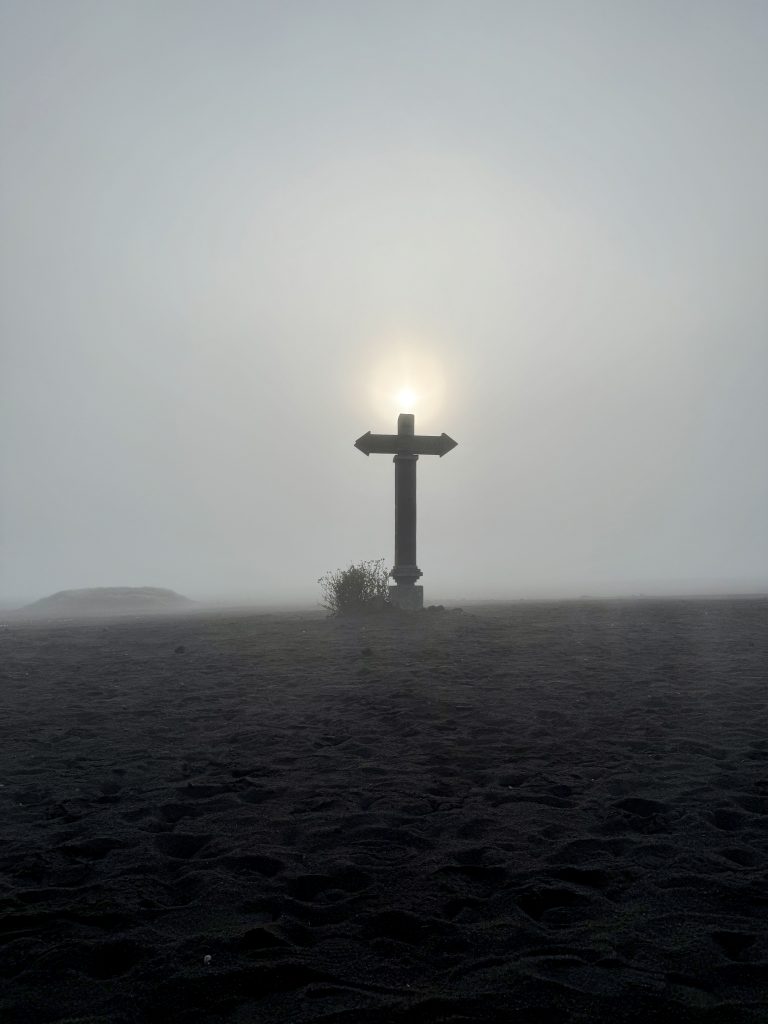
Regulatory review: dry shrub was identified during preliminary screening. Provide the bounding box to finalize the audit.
[318,559,391,615]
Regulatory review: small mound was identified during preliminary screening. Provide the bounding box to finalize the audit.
[19,587,194,619]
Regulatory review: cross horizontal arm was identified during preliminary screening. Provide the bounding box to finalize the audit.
[355,431,458,457]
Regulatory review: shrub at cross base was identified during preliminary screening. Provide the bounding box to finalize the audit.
[318,559,391,615]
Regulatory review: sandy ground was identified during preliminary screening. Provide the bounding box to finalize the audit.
[1,599,767,1023]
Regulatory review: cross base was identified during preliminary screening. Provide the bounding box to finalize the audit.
[388,584,424,610]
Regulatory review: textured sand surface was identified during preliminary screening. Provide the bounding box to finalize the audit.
[1,600,767,1022]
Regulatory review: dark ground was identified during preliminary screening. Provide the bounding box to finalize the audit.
[1,598,767,1022]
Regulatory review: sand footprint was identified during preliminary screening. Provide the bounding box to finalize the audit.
[284,866,372,902]
[153,833,212,859]
[710,930,757,960]
[711,807,747,832]
[222,853,284,878]
[159,802,202,824]
[516,885,596,924]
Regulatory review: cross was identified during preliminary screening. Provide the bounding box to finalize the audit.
[354,413,458,609]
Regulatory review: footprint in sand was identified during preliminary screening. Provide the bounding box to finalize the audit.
[710,930,757,959]
[516,885,596,923]
[718,846,758,866]
[222,853,284,878]
[712,807,747,832]
[227,926,292,954]
[67,938,149,979]
[733,794,768,815]
[359,909,430,945]
[613,797,669,818]
[153,833,212,859]
[159,802,202,824]
[284,866,372,902]
[60,836,129,860]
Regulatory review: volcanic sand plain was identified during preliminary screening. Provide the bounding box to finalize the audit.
[1,599,767,1022]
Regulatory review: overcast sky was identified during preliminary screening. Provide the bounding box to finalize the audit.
[2,0,767,606]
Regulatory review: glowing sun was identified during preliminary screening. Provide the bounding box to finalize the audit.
[396,387,418,410]
[364,338,449,422]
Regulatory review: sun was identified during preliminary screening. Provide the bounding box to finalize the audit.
[396,387,418,410]
[363,337,449,422]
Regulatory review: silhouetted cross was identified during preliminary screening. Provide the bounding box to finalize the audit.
[354,413,458,608]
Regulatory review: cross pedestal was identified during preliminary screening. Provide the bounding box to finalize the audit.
[389,579,424,609]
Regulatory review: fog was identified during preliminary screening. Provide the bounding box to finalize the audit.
[2,1,767,607]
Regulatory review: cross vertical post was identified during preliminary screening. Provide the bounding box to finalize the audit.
[354,411,458,610]
[391,414,422,607]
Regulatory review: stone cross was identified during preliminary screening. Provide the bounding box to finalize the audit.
[355,413,458,609]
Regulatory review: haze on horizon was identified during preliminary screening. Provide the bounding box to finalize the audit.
[2,1,767,609]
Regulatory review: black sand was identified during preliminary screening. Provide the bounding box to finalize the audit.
[1,599,767,1022]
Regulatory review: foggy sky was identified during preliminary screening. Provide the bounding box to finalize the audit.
[2,0,767,606]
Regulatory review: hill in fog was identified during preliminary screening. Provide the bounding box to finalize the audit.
[19,587,194,618]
